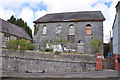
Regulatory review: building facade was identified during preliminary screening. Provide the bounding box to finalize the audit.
[0,19,32,48]
[34,11,105,54]
[113,1,120,55]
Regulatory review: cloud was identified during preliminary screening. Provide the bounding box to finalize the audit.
[0,0,45,34]
[34,10,47,20]
[42,0,118,43]
[0,0,119,43]
[18,7,34,35]
[0,6,15,20]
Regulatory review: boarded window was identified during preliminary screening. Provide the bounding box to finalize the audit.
[68,35,74,43]
[69,25,74,35]
[42,26,47,35]
[86,24,91,35]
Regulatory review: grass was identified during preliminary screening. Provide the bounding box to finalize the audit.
[64,52,84,55]
[87,69,96,72]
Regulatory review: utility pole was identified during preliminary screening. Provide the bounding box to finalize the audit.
[75,21,77,53]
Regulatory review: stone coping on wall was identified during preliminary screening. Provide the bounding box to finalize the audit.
[1,49,96,63]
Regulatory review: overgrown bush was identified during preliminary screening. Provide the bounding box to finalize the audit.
[6,39,18,50]
[45,48,53,52]
[27,43,35,50]
[6,39,35,51]
[19,39,27,52]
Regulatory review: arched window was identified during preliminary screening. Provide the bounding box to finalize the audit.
[42,26,47,35]
[56,25,62,35]
[86,24,91,35]
[68,25,74,42]
[69,25,74,35]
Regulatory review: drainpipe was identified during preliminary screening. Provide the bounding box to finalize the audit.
[75,21,77,53]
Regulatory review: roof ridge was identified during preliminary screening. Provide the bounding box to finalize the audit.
[33,10,105,23]
[2,19,32,40]
[46,10,101,15]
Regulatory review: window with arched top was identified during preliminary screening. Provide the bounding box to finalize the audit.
[42,26,47,35]
[86,24,91,35]
[69,25,75,35]
[68,25,75,43]
[56,25,62,35]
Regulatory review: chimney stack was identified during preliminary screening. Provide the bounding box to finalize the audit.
[116,1,120,13]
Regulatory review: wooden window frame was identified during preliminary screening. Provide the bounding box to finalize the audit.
[86,24,92,35]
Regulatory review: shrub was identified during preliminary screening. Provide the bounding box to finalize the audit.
[6,39,18,50]
[45,48,53,52]
[19,39,27,52]
[6,39,35,52]
[27,43,35,50]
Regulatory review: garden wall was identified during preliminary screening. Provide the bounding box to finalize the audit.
[1,49,96,73]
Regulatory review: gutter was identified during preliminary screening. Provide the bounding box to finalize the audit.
[33,19,105,24]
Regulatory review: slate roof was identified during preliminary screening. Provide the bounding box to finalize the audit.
[33,11,105,23]
[0,19,32,40]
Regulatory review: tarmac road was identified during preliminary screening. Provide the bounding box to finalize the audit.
[1,70,120,80]
[1,77,120,80]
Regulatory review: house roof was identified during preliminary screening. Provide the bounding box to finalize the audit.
[0,19,32,40]
[33,11,105,23]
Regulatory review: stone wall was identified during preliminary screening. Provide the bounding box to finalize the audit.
[2,49,96,73]
[34,21,103,54]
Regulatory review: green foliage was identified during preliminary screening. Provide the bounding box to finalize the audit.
[19,40,27,52]
[45,48,53,52]
[7,15,32,38]
[90,38,102,53]
[34,24,40,35]
[53,31,70,52]
[27,43,35,50]
[103,43,110,58]
[6,39,18,50]
[6,39,35,51]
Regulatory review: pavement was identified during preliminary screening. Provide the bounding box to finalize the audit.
[1,70,120,79]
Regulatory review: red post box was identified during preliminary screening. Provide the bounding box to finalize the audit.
[96,54,103,71]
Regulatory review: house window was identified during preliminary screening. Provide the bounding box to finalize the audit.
[86,24,91,35]
[68,25,75,43]
[2,34,10,47]
[69,25,75,35]
[42,26,47,35]
[56,25,62,35]
[68,35,74,43]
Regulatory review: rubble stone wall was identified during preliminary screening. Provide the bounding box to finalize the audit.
[2,49,96,73]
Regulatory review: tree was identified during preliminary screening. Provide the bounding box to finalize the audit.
[7,15,16,24]
[90,38,102,53]
[7,15,32,38]
[103,43,110,58]
[34,24,40,35]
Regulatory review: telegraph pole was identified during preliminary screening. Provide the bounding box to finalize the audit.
[75,21,77,53]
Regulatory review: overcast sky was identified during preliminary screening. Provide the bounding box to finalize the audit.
[0,0,119,43]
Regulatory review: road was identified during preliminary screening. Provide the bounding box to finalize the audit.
[1,70,120,80]
[1,77,120,80]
